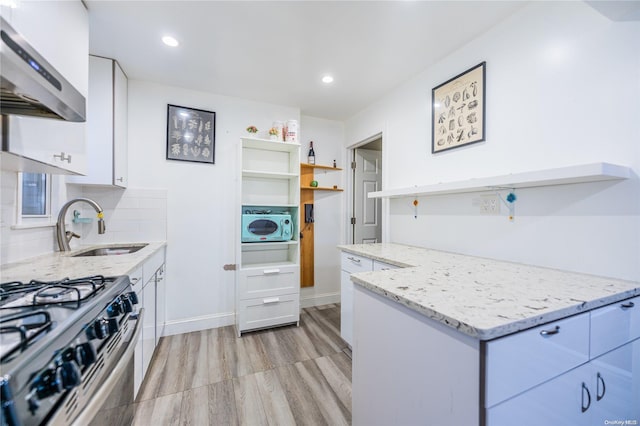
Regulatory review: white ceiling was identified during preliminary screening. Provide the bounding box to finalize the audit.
[86,1,527,121]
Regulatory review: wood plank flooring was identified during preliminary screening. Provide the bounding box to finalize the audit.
[133,304,351,426]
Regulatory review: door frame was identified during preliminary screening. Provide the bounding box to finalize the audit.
[346,132,387,244]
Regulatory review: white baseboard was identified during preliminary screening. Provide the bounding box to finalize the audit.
[163,311,235,336]
[300,291,341,308]
[161,292,341,337]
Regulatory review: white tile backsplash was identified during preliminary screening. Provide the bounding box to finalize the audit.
[1,170,167,267]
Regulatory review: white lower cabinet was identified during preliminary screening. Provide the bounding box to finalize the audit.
[340,252,398,347]
[486,296,640,425]
[487,338,640,425]
[130,247,166,399]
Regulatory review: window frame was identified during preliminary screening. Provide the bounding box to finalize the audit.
[15,172,54,226]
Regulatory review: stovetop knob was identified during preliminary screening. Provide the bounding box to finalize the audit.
[75,342,97,367]
[120,296,133,313]
[126,291,139,305]
[86,317,119,340]
[107,297,123,317]
[33,368,62,400]
[57,361,81,389]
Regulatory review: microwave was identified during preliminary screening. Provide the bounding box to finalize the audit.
[242,213,293,242]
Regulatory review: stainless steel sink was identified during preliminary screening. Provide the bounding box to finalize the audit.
[72,244,148,257]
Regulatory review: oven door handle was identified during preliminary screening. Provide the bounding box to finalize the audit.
[71,309,144,426]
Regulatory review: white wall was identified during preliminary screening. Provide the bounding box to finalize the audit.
[345,2,640,281]
[127,80,301,334]
[299,116,345,306]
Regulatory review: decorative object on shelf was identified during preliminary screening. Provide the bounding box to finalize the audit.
[310,180,318,187]
[269,127,279,140]
[246,125,258,134]
[272,121,284,141]
[432,61,485,154]
[333,159,337,168]
[285,119,298,142]
[166,104,216,164]
[413,199,419,219]
[308,141,316,164]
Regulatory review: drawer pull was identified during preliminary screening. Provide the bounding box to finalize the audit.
[581,382,591,413]
[620,301,635,309]
[347,257,361,263]
[131,277,140,283]
[263,269,280,275]
[539,325,560,336]
[263,297,280,304]
[596,372,606,401]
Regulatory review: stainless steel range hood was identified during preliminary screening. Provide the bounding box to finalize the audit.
[0,16,85,122]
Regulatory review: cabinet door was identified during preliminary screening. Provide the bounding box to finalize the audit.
[112,60,128,187]
[155,265,166,345]
[591,296,640,358]
[340,270,354,346]
[141,276,156,377]
[487,365,588,426]
[589,339,640,423]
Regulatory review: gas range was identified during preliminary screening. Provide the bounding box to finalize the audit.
[0,275,140,426]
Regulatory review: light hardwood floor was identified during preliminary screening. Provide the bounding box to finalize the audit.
[133,304,352,426]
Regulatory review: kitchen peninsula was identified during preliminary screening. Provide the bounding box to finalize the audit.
[339,243,640,425]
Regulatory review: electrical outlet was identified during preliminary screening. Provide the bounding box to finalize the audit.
[479,195,500,215]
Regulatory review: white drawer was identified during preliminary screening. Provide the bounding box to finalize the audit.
[143,247,166,280]
[238,265,299,300]
[128,266,143,295]
[237,293,299,333]
[590,295,640,358]
[485,312,590,407]
[373,260,400,271]
[341,252,373,274]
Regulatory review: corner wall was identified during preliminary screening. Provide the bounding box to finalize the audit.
[345,2,640,281]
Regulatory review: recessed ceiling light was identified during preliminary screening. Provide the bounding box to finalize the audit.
[322,75,334,84]
[162,36,179,47]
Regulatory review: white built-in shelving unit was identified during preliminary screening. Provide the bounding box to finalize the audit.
[236,137,301,336]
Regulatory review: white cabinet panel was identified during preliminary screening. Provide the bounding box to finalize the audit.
[590,295,640,358]
[68,56,128,186]
[155,265,166,345]
[238,265,298,300]
[340,270,354,346]
[485,313,590,407]
[141,276,156,377]
[237,293,299,332]
[341,252,374,274]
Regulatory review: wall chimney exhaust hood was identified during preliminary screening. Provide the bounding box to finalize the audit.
[0,16,85,122]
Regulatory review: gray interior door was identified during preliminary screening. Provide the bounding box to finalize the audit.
[353,148,382,244]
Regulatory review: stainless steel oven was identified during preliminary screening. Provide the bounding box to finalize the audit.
[0,275,140,426]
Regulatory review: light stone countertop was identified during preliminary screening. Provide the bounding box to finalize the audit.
[338,243,640,340]
[0,241,167,283]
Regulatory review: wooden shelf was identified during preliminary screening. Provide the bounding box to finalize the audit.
[369,162,630,199]
[301,186,344,191]
[301,163,343,171]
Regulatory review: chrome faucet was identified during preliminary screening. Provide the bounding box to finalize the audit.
[56,198,106,251]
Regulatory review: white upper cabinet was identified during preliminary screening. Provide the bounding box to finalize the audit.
[0,0,88,175]
[68,56,128,187]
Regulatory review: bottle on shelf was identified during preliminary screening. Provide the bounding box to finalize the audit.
[308,141,316,165]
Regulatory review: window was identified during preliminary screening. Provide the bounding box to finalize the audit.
[16,172,52,226]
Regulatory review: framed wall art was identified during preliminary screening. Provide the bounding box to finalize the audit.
[432,62,485,154]
[166,104,216,164]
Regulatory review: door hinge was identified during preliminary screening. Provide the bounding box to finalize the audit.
[350,217,356,225]
[351,161,357,170]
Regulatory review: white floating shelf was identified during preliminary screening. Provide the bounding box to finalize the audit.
[242,169,298,179]
[369,162,631,199]
[242,137,300,152]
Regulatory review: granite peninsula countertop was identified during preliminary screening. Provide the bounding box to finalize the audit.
[0,241,167,283]
[338,243,640,340]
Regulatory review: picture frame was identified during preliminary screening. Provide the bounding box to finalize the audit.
[432,62,485,154]
[166,104,216,163]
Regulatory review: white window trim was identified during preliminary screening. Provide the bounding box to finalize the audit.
[13,172,58,229]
